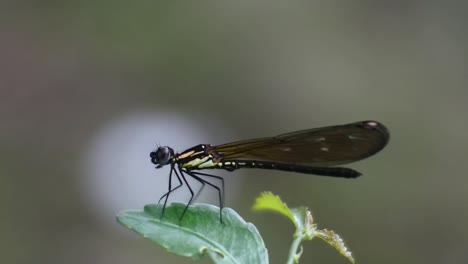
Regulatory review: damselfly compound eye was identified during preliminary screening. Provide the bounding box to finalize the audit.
[150,146,173,167]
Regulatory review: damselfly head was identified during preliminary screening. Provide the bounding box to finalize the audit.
[150,146,174,168]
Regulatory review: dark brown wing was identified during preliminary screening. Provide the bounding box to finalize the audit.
[214,121,389,166]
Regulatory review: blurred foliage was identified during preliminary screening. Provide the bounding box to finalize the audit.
[1,1,468,264]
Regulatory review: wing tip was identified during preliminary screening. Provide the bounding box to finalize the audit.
[358,120,390,147]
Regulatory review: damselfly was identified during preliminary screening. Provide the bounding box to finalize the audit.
[150,120,389,223]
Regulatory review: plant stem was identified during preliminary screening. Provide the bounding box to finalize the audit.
[286,233,304,264]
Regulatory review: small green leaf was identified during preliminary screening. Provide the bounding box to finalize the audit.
[253,192,355,264]
[252,192,296,227]
[117,203,268,264]
[252,192,316,234]
[289,207,314,232]
[316,229,355,264]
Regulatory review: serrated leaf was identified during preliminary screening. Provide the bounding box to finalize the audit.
[316,229,355,264]
[252,192,297,227]
[253,192,355,263]
[117,203,268,264]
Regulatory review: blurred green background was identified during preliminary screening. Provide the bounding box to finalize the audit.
[2,1,467,264]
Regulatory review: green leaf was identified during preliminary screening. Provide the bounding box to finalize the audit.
[252,192,314,234]
[117,203,268,264]
[316,229,355,264]
[253,192,355,264]
[252,192,296,227]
